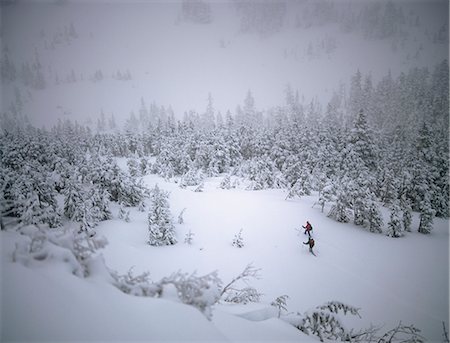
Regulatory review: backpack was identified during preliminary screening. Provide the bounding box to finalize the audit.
[310,238,315,248]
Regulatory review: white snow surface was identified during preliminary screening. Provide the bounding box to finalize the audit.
[1,173,448,342]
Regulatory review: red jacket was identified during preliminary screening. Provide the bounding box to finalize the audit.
[304,222,312,233]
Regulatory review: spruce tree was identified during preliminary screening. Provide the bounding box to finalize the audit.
[366,198,383,233]
[386,202,403,238]
[418,195,435,234]
[148,185,177,246]
[400,194,413,232]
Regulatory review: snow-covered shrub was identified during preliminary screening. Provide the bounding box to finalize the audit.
[194,181,204,192]
[178,208,187,224]
[285,301,361,342]
[12,226,108,277]
[271,295,289,318]
[184,230,194,244]
[158,271,222,320]
[284,300,425,342]
[110,267,157,297]
[219,174,232,189]
[148,185,177,246]
[220,263,261,303]
[118,205,130,222]
[110,268,221,319]
[223,287,262,304]
[232,228,244,248]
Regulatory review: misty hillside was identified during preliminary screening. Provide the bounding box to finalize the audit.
[1,0,448,128]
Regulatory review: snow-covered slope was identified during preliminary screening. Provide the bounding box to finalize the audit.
[2,174,448,341]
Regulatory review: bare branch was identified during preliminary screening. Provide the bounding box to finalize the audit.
[220,263,261,297]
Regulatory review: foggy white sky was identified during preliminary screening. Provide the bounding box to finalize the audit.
[0,0,448,127]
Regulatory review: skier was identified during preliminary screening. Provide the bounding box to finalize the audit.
[303,236,315,255]
[302,221,313,237]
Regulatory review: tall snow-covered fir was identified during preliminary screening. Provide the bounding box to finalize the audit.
[147,184,177,246]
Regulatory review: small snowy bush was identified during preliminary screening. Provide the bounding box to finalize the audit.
[112,268,222,320]
[159,271,222,320]
[220,263,261,303]
[284,300,424,343]
[118,205,130,222]
[178,208,187,224]
[12,225,108,277]
[110,267,157,297]
[285,301,361,342]
[223,287,262,304]
[184,230,194,245]
[232,228,244,248]
[271,295,289,318]
[219,174,232,189]
[194,181,204,192]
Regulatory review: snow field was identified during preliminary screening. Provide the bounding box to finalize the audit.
[96,174,449,341]
[1,172,448,341]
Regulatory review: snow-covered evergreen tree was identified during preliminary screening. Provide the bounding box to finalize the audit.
[386,202,403,238]
[148,185,177,246]
[366,198,384,233]
[328,184,351,223]
[286,170,312,199]
[401,196,413,232]
[127,157,140,177]
[89,187,112,222]
[219,174,232,189]
[418,195,435,234]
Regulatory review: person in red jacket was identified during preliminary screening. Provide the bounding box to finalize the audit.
[302,221,313,237]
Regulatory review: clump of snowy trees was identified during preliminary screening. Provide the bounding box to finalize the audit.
[0,125,147,231]
[1,61,448,237]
